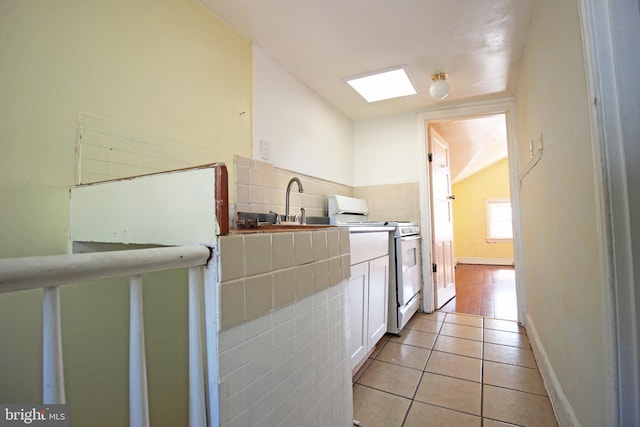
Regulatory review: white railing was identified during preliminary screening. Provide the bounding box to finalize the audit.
[0,245,212,427]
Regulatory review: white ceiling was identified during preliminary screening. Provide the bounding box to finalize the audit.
[200,0,532,178]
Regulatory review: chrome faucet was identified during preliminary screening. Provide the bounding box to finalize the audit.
[285,177,304,222]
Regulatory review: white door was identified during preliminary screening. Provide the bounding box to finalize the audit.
[429,134,456,308]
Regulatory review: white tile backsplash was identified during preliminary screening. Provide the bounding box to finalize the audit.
[245,331,273,362]
[226,387,247,422]
[245,351,272,385]
[218,281,353,427]
[275,391,298,425]
[223,367,246,398]
[273,320,295,346]
[219,324,244,353]
[245,314,273,339]
[272,302,295,327]
[296,328,314,353]
[219,345,245,378]
[246,371,273,408]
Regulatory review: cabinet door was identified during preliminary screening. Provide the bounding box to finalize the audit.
[367,255,389,349]
[348,262,368,370]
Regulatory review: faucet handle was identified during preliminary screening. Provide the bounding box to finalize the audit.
[295,207,306,225]
[269,210,281,225]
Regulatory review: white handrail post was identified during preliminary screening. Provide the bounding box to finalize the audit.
[203,258,220,427]
[188,266,207,427]
[43,286,65,404]
[129,275,150,427]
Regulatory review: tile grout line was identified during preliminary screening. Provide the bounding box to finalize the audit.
[355,311,535,426]
[402,312,447,427]
[396,314,440,426]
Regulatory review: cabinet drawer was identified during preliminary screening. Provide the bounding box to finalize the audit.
[350,231,389,265]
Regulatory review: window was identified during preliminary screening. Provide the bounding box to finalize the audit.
[486,199,513,240]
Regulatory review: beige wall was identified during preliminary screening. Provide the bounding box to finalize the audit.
[231,155,421,226]
[233,155,354,221]
[0,0,251,425]
[515,0,606,425]
[355,182,421,224]
[452,158,514,262]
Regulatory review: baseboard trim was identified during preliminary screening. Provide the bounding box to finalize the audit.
[526,314,581,427]
[456,257,514,266]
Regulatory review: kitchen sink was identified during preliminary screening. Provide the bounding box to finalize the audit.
[232,223,335,233]
[234,212,333,232]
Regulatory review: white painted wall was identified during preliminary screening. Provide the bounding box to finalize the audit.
[353,112,421,187]
[514,0,607,425]
[254,47,423,189]
[580,0,640,422]
[253,46,354,186]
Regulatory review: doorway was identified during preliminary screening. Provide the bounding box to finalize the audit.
[428,114,515,318]
[440,264,518,320]
[417,101,526,324]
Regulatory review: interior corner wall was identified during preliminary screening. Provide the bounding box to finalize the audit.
[514,0,607,425]
[452,158,514,261]
[0,1,251,425]
[252,46,354,186]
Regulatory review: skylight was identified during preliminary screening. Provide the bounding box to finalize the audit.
[346,68,417,103]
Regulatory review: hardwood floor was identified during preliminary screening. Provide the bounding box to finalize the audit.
[439,264,518,320]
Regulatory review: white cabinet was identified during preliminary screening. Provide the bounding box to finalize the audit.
[347,231,390,371]
[348,262,368,368]
[367,256,389,348]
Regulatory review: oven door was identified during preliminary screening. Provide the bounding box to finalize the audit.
[396,235,422,306]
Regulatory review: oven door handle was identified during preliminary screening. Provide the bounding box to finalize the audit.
[399,235,421,242]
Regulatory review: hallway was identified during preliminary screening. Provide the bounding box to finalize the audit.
[352,312,557,426]
[440,264,518,320]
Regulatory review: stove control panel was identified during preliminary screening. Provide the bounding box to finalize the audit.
[387,222,420,237]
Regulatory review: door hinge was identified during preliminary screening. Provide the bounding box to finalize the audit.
[432,263,437,273]
[428,153,433,162]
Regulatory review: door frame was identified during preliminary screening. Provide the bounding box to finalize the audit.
[578,0,640,423]
[417,99,526,323]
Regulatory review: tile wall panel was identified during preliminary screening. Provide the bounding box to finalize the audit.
[218,284,354,427]
[232,155,353,222]
[231,155,421,230]
[355,182,421,225]
[219,228,350,330]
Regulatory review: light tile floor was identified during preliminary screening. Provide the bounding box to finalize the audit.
[352,311,558,427]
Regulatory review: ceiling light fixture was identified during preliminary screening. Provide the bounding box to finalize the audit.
[346,68,417,103]
[429,72,450,100]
